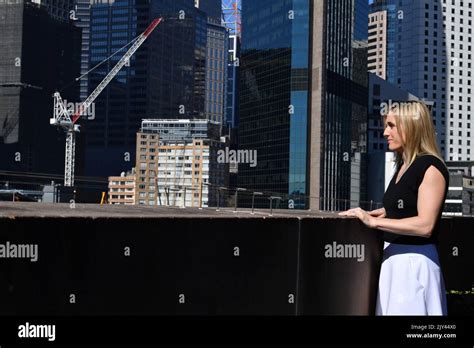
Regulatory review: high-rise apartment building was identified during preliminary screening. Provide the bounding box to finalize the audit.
[238,0,368,210]
[134,119,227,207]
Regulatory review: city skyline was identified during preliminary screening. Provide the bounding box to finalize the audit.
[0,0,472,213]
[0,2,473,341]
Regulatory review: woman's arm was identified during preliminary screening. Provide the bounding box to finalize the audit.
[339,165,446,238]
[374,165,446,237]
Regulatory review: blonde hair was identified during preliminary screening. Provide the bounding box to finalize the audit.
[382,101,445,171]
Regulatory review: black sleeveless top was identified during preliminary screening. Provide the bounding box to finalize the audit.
[382,154,449,245]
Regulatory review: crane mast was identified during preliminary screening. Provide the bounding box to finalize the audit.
[50,18,163,187]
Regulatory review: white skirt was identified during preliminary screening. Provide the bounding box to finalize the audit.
[376,242,447,316]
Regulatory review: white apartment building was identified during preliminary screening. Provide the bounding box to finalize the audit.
[134,119,227,207]
[136,138,212,207]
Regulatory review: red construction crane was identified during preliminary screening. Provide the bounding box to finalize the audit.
[50,18,163,187]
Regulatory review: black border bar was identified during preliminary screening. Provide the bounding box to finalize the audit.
[0,316,473,344]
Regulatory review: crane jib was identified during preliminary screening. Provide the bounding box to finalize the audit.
[70,18,162,125]
[144,18,163,37]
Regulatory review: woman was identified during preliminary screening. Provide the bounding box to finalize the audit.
[339,101,449,315]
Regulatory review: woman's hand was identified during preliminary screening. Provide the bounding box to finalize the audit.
[368,207,386,218]
[338,207,378,229]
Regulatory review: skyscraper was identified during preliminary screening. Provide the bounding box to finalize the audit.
[222,0,241,131]
[74,0,92,101]
[238,0,368,211]
[369,0,474,162]
[205,17,228,127]
[0,0,81,178]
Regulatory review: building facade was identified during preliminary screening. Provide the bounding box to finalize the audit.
[108,172,135,205]
[222,0,241,132]
[368,10,388,80]
[0,0,81,179]
[194,0,221,21]
[369,0,474,162]
[461,171,474,216]
[225,34,240,131]
[134,119,227,207]
[205,17,228,127]
[238,0,368,210]
[75,0,92,101]
[445,161,474,216]
[30,0,74,20]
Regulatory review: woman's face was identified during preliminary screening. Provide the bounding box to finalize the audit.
[383,112,404,153]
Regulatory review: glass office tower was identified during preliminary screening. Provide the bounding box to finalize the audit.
[75,0,92,101]
[238,0,310,209]
[205,17,228,127]
[238,0,368,210]
[0,1,81,177]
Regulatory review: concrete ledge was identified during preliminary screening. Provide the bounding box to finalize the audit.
[0,202,340,218]
[0,202,472,315]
